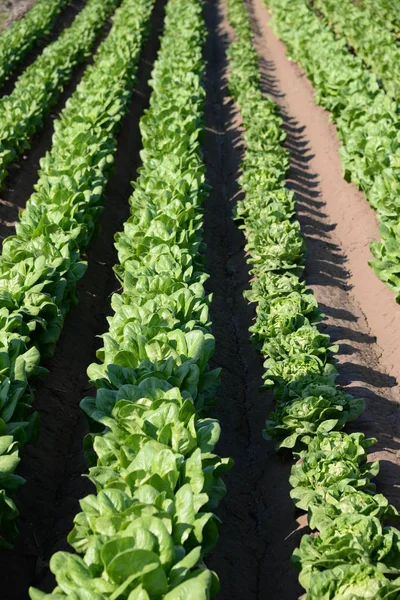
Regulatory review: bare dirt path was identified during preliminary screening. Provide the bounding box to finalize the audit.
[203,0,304,597]
[247,0,400,503]
[0,1,166,597]
[205,0,400,598]
[0,0,35,31]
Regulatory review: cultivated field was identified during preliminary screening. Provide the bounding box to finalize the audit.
[0,0,399,599]
[0,1,35,29]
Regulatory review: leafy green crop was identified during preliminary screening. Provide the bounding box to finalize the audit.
[306,565,400,599]
[0,0,67,87]
[29,0,231,597]
[308,487,399,533]
[313,0,400,99]
[0,0,154,547]
[226,0,400,596]
[266,0,400,302]
[0,0,121,187]
[293,513,400,590]
[356,0,400,38]
[290,432,379,510]
[265,388,364,449]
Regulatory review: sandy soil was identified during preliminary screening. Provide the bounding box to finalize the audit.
[0,0,398,598]
[204,0,400,598]
[0,0,166,596]
[247,0,400,504]
[203,1,304,597]
[0,0,35,30]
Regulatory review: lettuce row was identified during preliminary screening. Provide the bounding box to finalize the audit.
[0,0,68,87]
[0,0,154,547]
[265,0,400,302]
[226,0,400,597]
[360,0,400,37]
[312,0,400,99]
[0,0,122,189]
[29,0,231,598]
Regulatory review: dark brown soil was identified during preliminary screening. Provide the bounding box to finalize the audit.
[202,1,304,598]
[248,0,400,505]
[0,0,166,597]
[202,0,400,598]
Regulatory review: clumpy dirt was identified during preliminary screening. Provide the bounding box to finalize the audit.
[0,0,399,598]
[202,0,400,598]
[202,0,304,598]
[248,0,400,505]
[0,0,166,597]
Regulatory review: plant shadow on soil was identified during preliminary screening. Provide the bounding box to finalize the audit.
[246,0,400,510]
[280,94,400,510]
[0,0,167,597]
[202,0,306,598]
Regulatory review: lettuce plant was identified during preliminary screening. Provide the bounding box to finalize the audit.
[0,0,67,87]
[264,387,363,449]
[0,0,154,546]
[307,488,399,533]
[289,432,379,510]
[265,0,400,302]
[361,0,400,34]
[313,0,400,99]
[293,513,400,589]
[29,0,231,597]
[0,0,121,188]
[226,0,400,595]
[306,564,400,599]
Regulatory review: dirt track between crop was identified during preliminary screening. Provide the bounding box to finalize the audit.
[0,0,166,596]
[203,0,400,598]
[0,0,35,32]
[203,1,304,597]
[0,0,399,598]
[247,0,400,501]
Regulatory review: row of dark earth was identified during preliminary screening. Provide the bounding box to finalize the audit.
[0,0,399,598]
